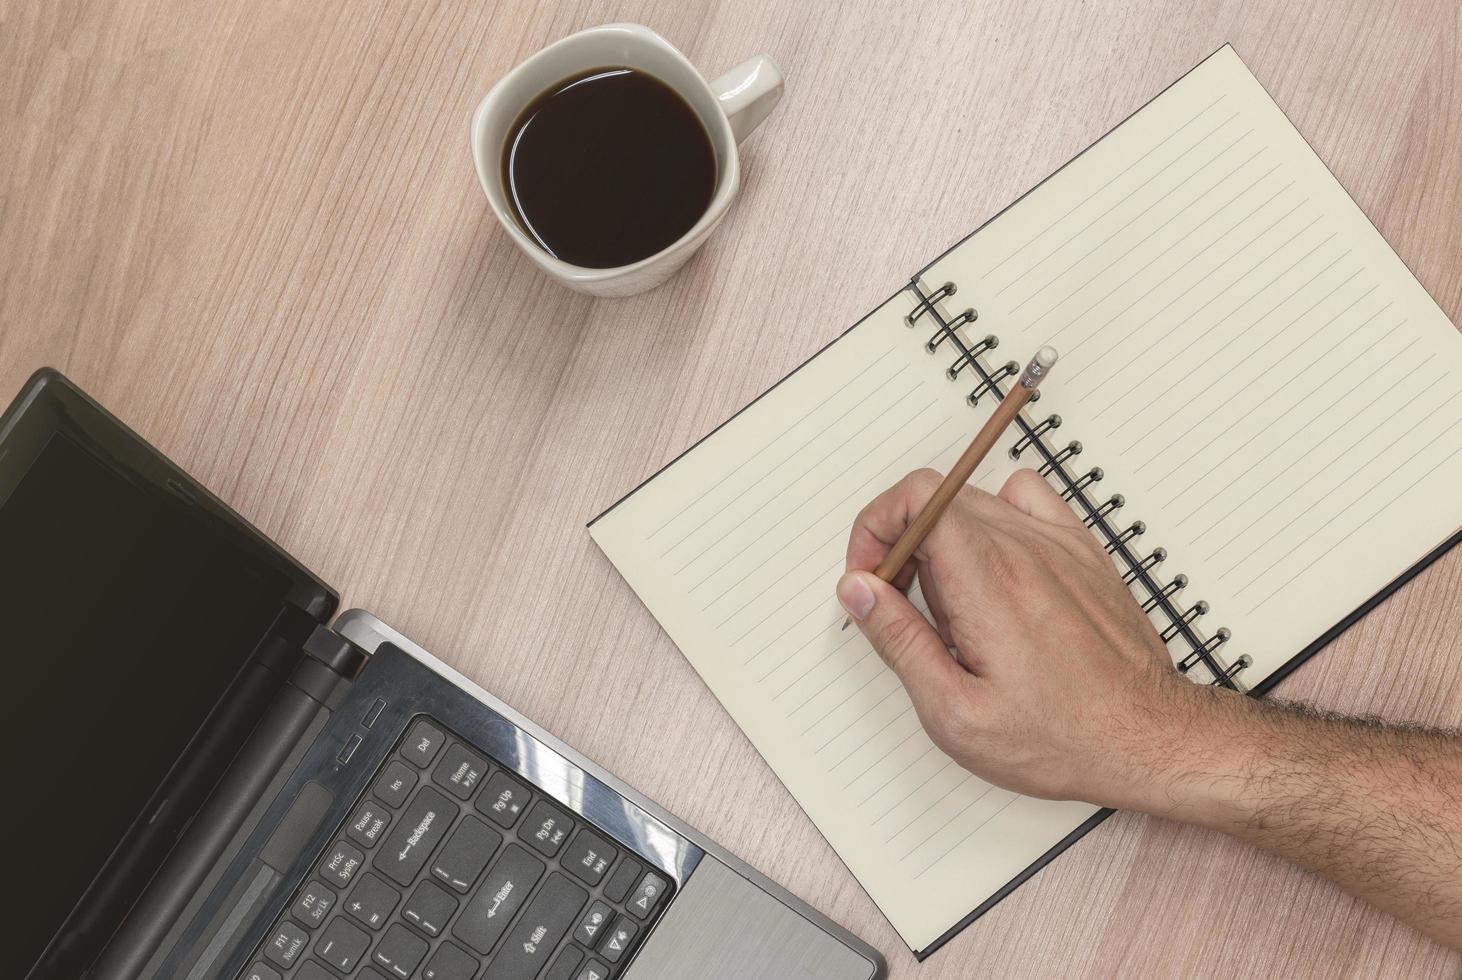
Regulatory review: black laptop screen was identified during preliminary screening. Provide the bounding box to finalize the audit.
[1,432,296,974]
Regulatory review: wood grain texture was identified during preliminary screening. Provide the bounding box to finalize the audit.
[2,0,1458,975]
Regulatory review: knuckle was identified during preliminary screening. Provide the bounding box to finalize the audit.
[1009,467,1046,492]
[875,614,923,672]
[907,468,943,496]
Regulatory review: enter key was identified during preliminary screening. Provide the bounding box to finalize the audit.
[452,844,545,955]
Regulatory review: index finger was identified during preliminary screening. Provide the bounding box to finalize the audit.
[845,469,944,575]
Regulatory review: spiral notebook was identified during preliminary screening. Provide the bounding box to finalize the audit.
[588,45,1462,958]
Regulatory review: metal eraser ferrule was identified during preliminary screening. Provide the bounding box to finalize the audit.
[1020,345,1059,389]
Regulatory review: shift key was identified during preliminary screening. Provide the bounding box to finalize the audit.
[376,786,457,887]
[453,844,545,955]
[483,872,587,980]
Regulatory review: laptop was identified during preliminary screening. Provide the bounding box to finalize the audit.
[5,369,886,980]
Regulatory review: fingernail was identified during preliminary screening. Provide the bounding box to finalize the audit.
[837,572,876,621]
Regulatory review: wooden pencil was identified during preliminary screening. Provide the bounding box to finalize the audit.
[842,345,1059,629]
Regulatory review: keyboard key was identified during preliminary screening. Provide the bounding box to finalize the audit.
[402,719,447,767]
[452,843,545,955]
[432,743,489,800]
[347,799,393,848]
[573,900,614,946]
[626,871,666,920]
[358,969,393,980]
[242,964,281,980]
[294,963,338,980]
[430,814,503,892]
[475,770,530,828]
[313,916,370,972]
[261,924,307,971]
[482,872,587,980]
[401,879,458,937]
[598,915,638,963]
[544,946,584,980]
[290,880,336,929]
[376,786,457,886]
[344,872,400,930]
[602,857,640,904]
[263,920,308,968]
[372,922,429,979]
[319,840,365,888]
[523,799,573,857]
[562,828,617,886]
[575,961,610,980]
[374,759,418,809]
[422,941,479,980]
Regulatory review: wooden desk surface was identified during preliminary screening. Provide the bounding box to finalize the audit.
[3,1,1459,975]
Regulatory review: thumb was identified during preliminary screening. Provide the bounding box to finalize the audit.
[837,570,969,707]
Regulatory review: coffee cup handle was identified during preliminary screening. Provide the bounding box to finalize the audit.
[711,54,784,144]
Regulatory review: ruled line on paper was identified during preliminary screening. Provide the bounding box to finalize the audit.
[1063,187,1303,379]
[1198,364,1443,559]
[1016,135,1265,329]
[1218,389,1462,582]
[645,346,899,542]
[672,384,933,577]
[1233,414,1462,599]
[1132,288,1386,475]
[980,94,1228,280]
[914,797,1022,879]
[727,427,973,671]
[1005,134,1269,314]
[994,109,1242,297]
[657,361,914,561]
[1113,255,1357,447]
[900,783,1001,860]
[1175,353,1438,532]
[1092,225,1336,427]
[1162,329,1416,514]
[1248,447,1462,614]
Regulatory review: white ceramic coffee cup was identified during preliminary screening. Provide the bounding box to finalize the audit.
[471,24,783,297]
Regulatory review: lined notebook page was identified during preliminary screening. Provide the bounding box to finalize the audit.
[922,45,1462,685]
[591,295,1099,951]
[592,45,1462,953]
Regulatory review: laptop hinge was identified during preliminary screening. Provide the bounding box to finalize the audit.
[88,624,368,980]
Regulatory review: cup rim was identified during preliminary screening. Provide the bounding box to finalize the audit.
[471,23,740,285]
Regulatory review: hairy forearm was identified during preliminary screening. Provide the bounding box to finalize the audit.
[1122,688,1462,948]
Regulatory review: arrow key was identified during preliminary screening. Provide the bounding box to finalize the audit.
[597,915,638,964]
[573,900,614,946]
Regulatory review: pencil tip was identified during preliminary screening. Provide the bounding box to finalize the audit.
[840,615,852,631]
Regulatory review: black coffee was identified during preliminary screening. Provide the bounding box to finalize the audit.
[502,67,717,269]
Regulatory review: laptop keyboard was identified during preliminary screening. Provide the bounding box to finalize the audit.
[244,717,673,980]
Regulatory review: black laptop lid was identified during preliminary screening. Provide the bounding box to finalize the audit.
[0,369,337,979]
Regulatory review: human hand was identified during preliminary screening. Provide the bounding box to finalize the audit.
[836,468,1214,810]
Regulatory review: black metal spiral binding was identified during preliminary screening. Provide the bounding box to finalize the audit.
[1142,573,1187,612]
[906,276,1248,689]
[1083,493,1123,527]
[947,335,998,379]
[1038,440,1081,476]
[926,309,977,352]
[906,281,955,325]
[966,360,1017,404]
[1011,414,1060,458]
[1121,547,1166,584]
[1104,520,1145,554]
